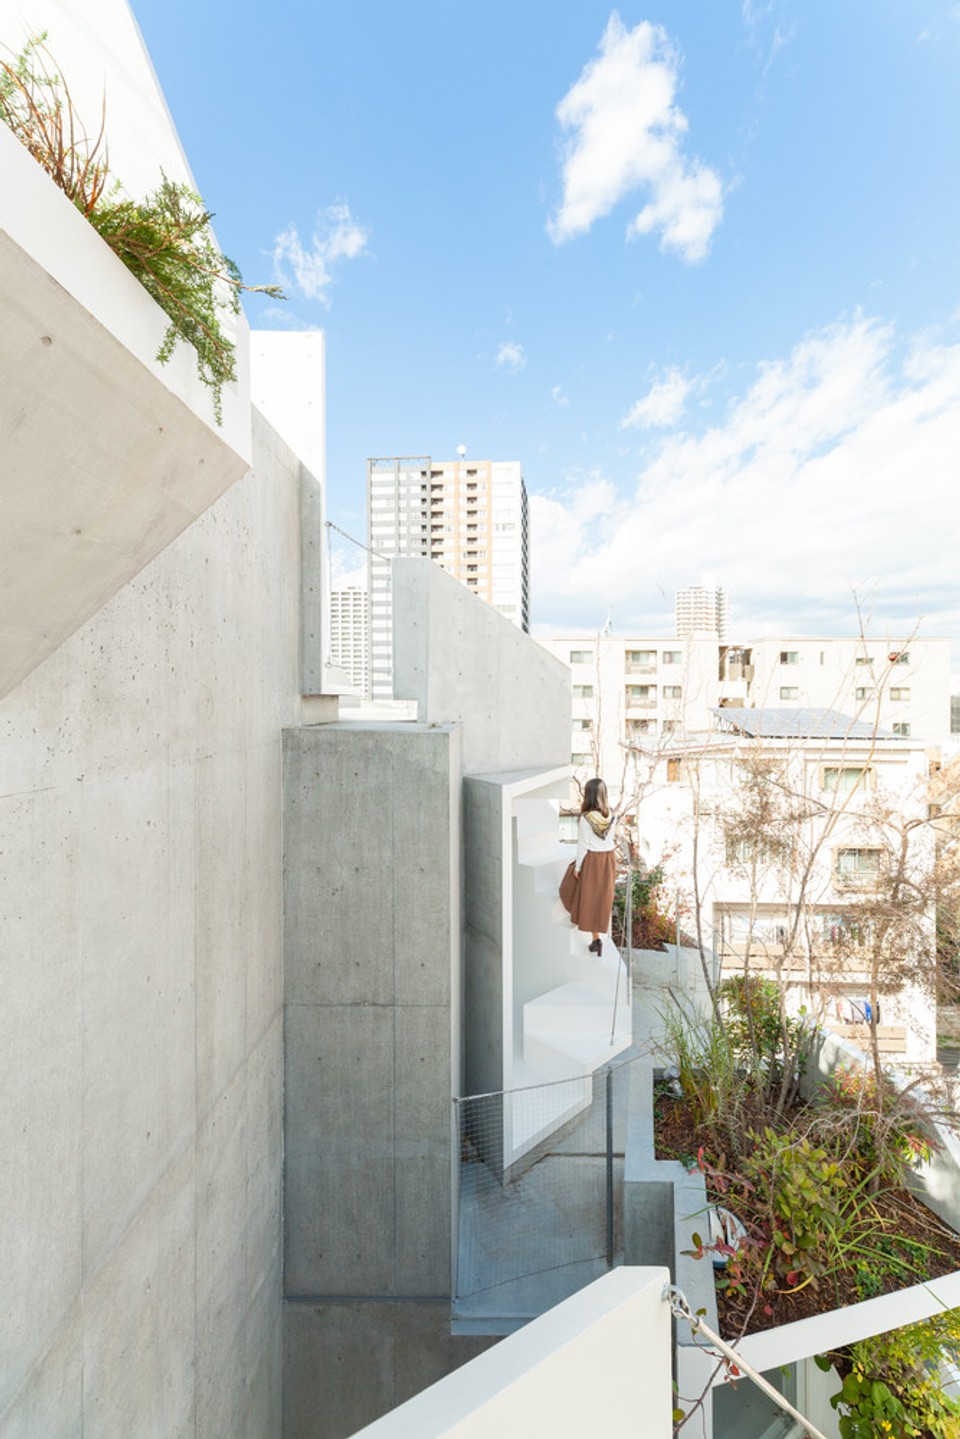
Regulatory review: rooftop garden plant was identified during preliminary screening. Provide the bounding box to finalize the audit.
[655,985,960,1305]
[657,989,960,1432]
[0,35,282,421]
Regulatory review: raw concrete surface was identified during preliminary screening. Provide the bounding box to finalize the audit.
[284,1301,495,1439]
[392,558,571,776]
[283,723,460,1300]
[0,408,299,1437]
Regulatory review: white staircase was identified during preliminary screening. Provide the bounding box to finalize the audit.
[513,800,632,1088]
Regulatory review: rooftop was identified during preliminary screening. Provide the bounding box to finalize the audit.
[712,706,899,740]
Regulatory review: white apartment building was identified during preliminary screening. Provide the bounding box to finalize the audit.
[675,583,727,638]
[539,633,952,803]
[635,710,938,1063]
[329,584,369,693]
[368,456,529,699]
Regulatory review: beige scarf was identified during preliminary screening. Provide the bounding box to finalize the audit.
[584,809,613,838]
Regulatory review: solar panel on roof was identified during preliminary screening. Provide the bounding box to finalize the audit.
[711,707,897,740]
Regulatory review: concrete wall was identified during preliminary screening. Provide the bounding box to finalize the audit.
[283,581,576,1433]
[393,558,571,776]
[0,407,301,1437]
[283,722,492,1437]
[462,776,506,1099]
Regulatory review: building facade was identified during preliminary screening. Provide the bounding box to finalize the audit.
[538,633,953,804]
[675,584,728,638]
[329,584,369,693]
[368,456,529,699]
[635,711,939,1064]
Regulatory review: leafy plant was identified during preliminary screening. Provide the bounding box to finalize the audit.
[818,1309,960,1438]
[0,36,283,421]
[811,1065,935,1190]
[0,33,107,215]
[612,861,674,950]
[718,973,808,1098]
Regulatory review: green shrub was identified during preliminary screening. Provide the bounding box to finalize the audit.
[0,36,282,421]
[818,1309,960,1438]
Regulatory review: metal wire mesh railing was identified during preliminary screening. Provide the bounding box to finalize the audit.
[453,1061,637,1324]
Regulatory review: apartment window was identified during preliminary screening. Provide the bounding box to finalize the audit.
[666,758,683,783]
[626,649,656,666]
[889,687,910,701]
[780,651,799,665]
[662,651,683,664]
[854,686,872,701]
[890,651,910,665]
[662,685,682,699]
[822,914,873,946]
[836,848,881,880]
[571,752,591,765]
[822,766,867,795]
[893,722,911,737]
[627,718,657,736]
[855,656,873,666]
[626,685,655,704]
[574,718,593,731]
[662,720,678,735]
[569,649,592,664]
[573,684,594,699]
[780,686,799,700]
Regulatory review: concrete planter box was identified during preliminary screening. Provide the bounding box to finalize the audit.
[0,123,251,699]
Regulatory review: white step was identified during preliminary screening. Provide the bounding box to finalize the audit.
[523,981,616,1033]
[524,1026,632,1079]
[517,839,568,872]
[514,798,559,838]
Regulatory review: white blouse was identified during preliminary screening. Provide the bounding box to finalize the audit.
[575,812,620,874]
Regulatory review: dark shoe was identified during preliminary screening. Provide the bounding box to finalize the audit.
[588,939,601,955]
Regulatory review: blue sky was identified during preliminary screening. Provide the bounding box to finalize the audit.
[129,1,960,650]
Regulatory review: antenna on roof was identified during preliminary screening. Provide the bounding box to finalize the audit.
[456,444,467,459]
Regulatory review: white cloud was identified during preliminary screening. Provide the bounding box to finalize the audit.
[495,341,527,373]
[620,366,692,429]
[742,0,797,74]
[272,201,369,304]
[530,314,960,644]
[330,546,367,589]
[552,384,570,407]
[548,13,723,263]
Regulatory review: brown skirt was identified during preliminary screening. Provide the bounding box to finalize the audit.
[559,849,617,935]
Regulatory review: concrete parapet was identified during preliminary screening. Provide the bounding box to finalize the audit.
[392,558,571,775]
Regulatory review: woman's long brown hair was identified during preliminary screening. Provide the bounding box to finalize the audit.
[580,777,609,817]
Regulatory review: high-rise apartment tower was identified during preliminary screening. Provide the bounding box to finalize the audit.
[329,585,369,694]
[675,584,728,638]
[367,456,529,699]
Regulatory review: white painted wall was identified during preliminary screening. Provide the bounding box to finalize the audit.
[349,1268,673,1439]
[0,0,251,450]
